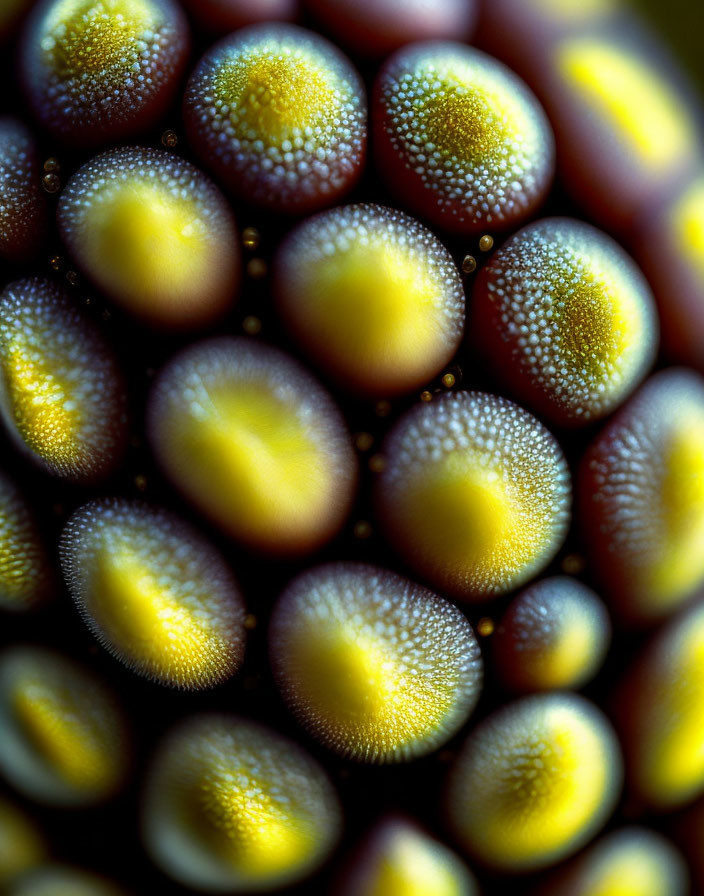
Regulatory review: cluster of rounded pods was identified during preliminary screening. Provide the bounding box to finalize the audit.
[1,0,704,894]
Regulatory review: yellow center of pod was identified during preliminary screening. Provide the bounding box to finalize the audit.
[672,176,704,278]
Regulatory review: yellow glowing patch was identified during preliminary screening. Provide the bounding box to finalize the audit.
[584,852,672,896]
[0,798,45,883]
[672,176,704,278]
[557,39,695,170]
[539,621,599,689]
[363,830,469,896]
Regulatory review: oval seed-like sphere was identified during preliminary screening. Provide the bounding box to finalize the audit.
[60,499,246,690]
[373,42,554,235]
[184,24,366,214]
[306,0,477,58]
[270,563,482,762]
[143,714,341,892]
[616,600,704,809]
[0,279,127,482]
[148,338,356,554]
[0,797,46,884]
[340,816,479,896]
[7,866,129,896]
[181,0,298,35]
[446,693,622,871]
[579,369,704,625]
[376,391,570,599]
[275,203,465,396]
[0,473,52,613]
[472,218,658,425]
[0,118,47,263]
[0,279,126,481]
[542,827,688,896]
[59,148,240,329]
[20,0,189,146]
[0,647,129,805]
[493,577,611,693]
[632,171,704,373]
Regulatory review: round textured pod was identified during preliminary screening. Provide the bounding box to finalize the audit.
[59,148,240,329]
[180,0,298,35]
[446,693,622,872]
[305,0,477,58]
[541,827,688,896]
[148,338,356,554]
[493,577,611,693]
[274,203,465,397]
[143,714,341,892]
[376,391,570,599]
[0,279,127,482]
[0,646,129,806]
[615,600,704,809]
[471,218,658,426]
[270,563,482,762]
[184,23,366,214]
[6,866,129,896]
[0,797,46,884]
[632,171,704,373]
[20,0,189,146]
[579,368,704,625]
[60,499,247,690]
[0,118,47,262]
[373,42,554,235]
[339,816,479,896]
[0,472,52,613]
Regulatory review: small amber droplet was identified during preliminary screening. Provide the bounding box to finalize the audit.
[134,474,147,491]
[353,520,373,539]
[562,554,586,576]
[247,258,267,279]
[462,255,477,274]
[479,234,494,252]
[477,617,495,637]
[161,130,178,148]
[354,432,374,452]
[42,173,60,193]
[375,400,392,417]
[49,255,63,271]
[242,315,262,335]
[369,453,386,473]
[420,390,433,402]
[442,373,456,389]
[43,157,60,173]
[244,614,258,630]
[242,227,260,251]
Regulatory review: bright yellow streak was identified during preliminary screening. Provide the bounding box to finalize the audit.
[672,176,704,278]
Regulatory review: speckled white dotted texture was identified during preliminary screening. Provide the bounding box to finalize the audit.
[476,217,657,422]
[60,498,246,689]
[0,118,46,261]
[0,278,127,481]
[270,562,482,762]
[375,42,554,231]
[21,0,189,143]
[143,714,341,891]
[184,23,367,210]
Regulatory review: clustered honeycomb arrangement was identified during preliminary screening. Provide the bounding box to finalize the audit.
[1,0,704,894]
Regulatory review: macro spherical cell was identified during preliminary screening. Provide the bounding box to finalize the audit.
[616,600,704,809]
[471,217,658,425]
[6,866,129,896]
[143,714,341,892]
[59,147,240,329]
[446,693,622,871]
[0,118,47,262]
[0,647,129,806]
[275,203,465,396]
[306,0,477,58]
[20,0,189,146]
[0,279,127,482]
[180,0,298,35]
[373,42,554,235]
[184,23,366,213]
[270,563,482,762]
[493,576,611,693]
[376,391,570,599]
[0,797,46,884]
[541,827,688,896]
[148,338,356,554]
[633,171,704,372]
[340,816,479,896]
[60,499,246,690]
[0,473,52,613]
[579,369,704,624]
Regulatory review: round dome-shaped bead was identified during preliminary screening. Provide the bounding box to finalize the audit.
[20,0,189,146]
[184,23,366,213]
[143,714,341,892]
[471,217,658,425]
[274,203,465,396]
[58,147,240,329]
[446,693,622,871]
[270,563,482,762]
[0,118,47,262]
[373,42,554,235]
[0,472,52,612]
[376,391,571,599]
